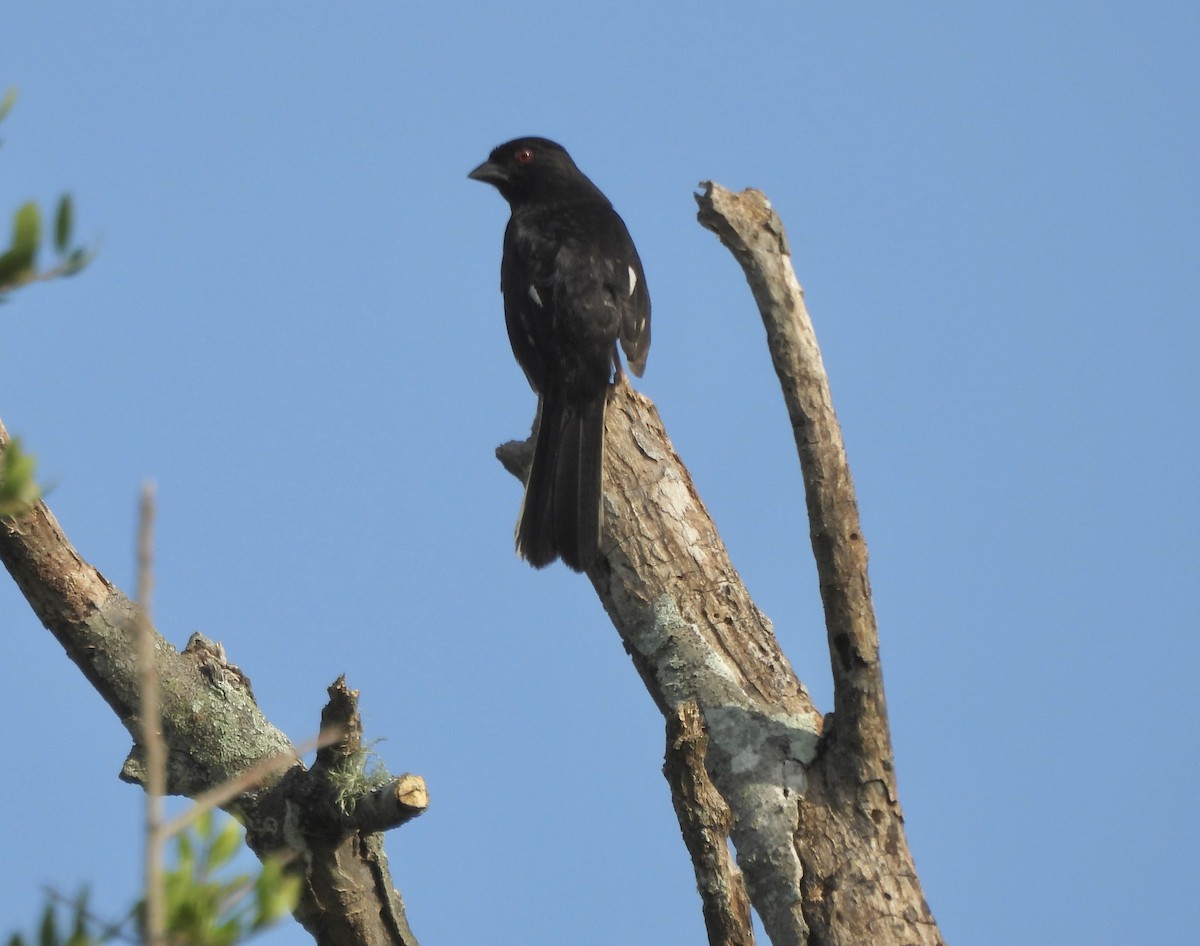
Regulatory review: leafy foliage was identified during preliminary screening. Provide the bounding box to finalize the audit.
[3,84,300,946]
[151,811,301,946]
[0,87,92,298]
[0,436,40,518]
[4,891,96,946]
[5,814,301,946]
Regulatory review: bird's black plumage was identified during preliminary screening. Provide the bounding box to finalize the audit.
[469,137,651,572]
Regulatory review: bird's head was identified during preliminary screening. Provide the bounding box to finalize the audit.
[468,137,603,206]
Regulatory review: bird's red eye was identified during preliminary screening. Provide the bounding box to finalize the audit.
[515,148,534,164]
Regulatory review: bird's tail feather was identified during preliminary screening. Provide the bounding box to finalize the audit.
[553,395,605,572]
[516,394,606,572]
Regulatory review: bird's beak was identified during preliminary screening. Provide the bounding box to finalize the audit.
[468,160,506,185]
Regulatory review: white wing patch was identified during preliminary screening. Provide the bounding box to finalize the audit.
[528,285,543,308]
[627,266,638,297]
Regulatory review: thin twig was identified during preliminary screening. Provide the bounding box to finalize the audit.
[40,886,140,946]
[135,482,166,946]
[0,253,92,296]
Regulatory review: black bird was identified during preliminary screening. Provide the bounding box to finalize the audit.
[469,137,651,572]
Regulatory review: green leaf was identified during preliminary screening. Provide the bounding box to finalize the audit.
[66,889,89,946]
[193,808,213,841]
[8,933,27,946]
[173,829,195,879]
[60,246,92,279]
[13,201,41,260]
[211,917,242,946]
[0,203,40,290]
[0,86,16,124]
[207,817,242,872]
[1,438,42,518]
[265,875,301,926]
[54,195,73,255]
[254,858,301,927]
[37,903,57,946]
[0,247,32,290]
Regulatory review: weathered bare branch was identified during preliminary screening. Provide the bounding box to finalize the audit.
[0,417,425,946]
[500,385,819,945]
[664,701,754,946]
[695,182,942,946]
[695,182,889,781]
[498,183,944,946]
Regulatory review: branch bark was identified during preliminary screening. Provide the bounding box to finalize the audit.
[664,701,754,946]
[501,384,820,946]
[694,183,889,773]
[0,417,426,946]
[499,184,944,946]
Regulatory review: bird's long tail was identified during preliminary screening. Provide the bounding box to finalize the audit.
[516,393,606,572]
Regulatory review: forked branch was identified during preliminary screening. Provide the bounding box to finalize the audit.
[499,182,942,946]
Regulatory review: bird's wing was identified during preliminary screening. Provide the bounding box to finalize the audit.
[500,215,558,393]
[561,203,651,380]
[616,249,650,378]
[575,204,651,380]
[504,202,650,392]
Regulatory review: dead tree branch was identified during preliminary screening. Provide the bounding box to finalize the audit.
[695,182,941,946]
[498,183,943,946]
[0,417,426,946]
[695,182,890,773]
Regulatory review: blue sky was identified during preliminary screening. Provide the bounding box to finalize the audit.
[2,3,1197,944]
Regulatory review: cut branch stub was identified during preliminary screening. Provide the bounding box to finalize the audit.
[1,417,427,946]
